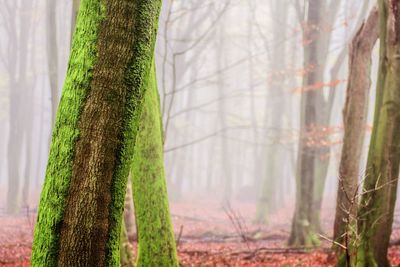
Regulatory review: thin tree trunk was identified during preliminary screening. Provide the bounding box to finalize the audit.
[289,0,321,247]
[7,1,33,214]
[255,0,287,224]
[31,1,163,265]
[216,23,232,203]
[46,0,59,125]
[333,6,378,250]
[123,176,136,242]
[309,0,342,233]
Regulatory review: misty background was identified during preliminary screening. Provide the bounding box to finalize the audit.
[0,0,380,228]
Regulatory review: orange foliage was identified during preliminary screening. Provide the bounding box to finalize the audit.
[292,79,347,93]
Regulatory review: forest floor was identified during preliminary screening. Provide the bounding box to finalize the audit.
[1,197,400,266]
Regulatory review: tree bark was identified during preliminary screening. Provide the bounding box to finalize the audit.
[289,0,321,246]
[131,63,179,266]
[356,1,400,266]
[31,0,163,266]
[333,6,378,250]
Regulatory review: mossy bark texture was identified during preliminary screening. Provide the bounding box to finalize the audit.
[333,6,378,252]
[131,63,179,267]
[31,0,162,266]
[355,1,400,267]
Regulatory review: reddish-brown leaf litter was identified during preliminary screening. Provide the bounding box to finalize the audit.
[1,198,400,266]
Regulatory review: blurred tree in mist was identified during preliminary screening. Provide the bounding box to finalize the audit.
[290,0,341,246]
[255,0,289,224]
[46,0,59,125]
[1,1,35,213]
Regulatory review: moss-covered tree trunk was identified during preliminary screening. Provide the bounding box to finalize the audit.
[355,1,400,266]
[333,6,378,251]
[289,0,321,247]
[31,0,162,266]
[131,63,179,267]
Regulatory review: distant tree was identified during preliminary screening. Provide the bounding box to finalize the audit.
[255,0,289,224]
[355,1,400,266]
[123,177,136,244]
[4,1,34,214]
[131,63,179,267]
[333,6,378,251]
[31,0,163,265]
[216,20,233,202]
[46,0,59,124]
[70,0,80,42]
[289,0,322,246]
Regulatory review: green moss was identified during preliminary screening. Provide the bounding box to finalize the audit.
[131,62,179,267]
[105,1,163,265]
[32,0,165,266]
[355,242,378,267]
[31,0,105,265]
[354,2,400,266]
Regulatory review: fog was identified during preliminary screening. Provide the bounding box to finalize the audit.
[0,0,382,251]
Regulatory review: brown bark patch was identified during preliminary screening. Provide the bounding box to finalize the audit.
[389,0,400,44]
[57,1,136,266]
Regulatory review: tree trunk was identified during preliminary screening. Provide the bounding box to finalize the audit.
[216,23,232,203]
[333,6,378,251]
[7,1,34,214]
[31,0,163,266]
[289,0,321,247]
[355,1,400,266]
[131,63,179,267]
[308,0,342,233]
[255,0,287,224]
